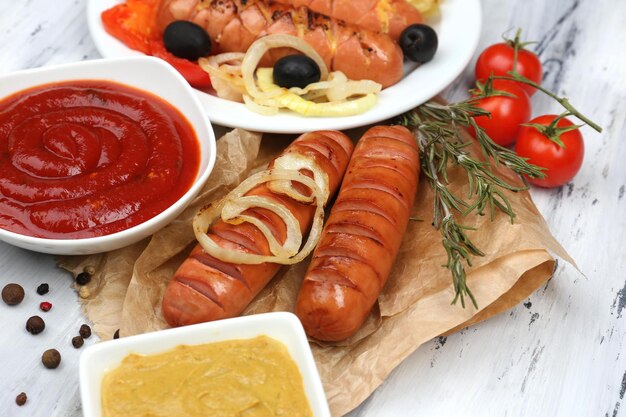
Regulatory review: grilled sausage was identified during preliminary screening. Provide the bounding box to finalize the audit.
[271,0,424,41]
[157,0,404,87]
[295,125,419,341]
[162,131,353,327]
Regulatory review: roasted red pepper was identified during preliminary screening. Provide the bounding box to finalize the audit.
[149,40,212,89]
[101,0,211,89]
[101,0,159,55]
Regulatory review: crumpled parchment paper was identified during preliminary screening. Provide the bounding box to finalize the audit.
[58,125,572,417]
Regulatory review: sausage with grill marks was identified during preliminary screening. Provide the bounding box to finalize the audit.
[295,125,420,341]
[157,0,405,87]
[162,130,354,327]
[271,0,424,41]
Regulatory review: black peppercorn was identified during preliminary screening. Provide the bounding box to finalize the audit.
[2,283,25,305]
[26,316,45,335]
[41,349,61,369]
[113,329,120,339]
[15,392,27,406]
[72,336,84,349]
[75,272,91,286]
[36,283,49,295]
[79,324,92,339]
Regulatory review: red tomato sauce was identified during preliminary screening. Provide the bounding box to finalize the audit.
[0,80,201,239]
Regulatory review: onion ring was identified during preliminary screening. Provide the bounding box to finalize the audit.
[193,169,326,265]
[241,34,329,100]
[221,195,302,258]
[269,153,330,204]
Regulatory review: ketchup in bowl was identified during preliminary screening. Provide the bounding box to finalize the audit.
[0,80,200,239]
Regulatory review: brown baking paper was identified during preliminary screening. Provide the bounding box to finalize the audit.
[58,123,573,417]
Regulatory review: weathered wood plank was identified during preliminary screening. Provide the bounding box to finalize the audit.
[0,0,624,416]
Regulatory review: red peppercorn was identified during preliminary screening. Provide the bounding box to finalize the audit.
[40,302,52,312]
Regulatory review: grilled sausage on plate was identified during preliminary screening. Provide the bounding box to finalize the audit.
[157,0,405,87]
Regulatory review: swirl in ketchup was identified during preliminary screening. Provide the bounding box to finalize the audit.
[0,80,200,239]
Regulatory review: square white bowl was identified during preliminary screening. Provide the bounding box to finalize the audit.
[0,57,216,255]
[79,312,331,417]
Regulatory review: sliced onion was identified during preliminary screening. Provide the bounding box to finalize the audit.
[326,79,382,102]
[269,153,330,205]
[288,71,380,101]
[287,75,342,96]
[273,90,379,117]
[243,94,279,115]
[300,90,330,101]
[193,169,326,265]
[220,64,242,74]
[222,195,302,258]
[199,57,246,102]
[254,68,380,116]
[210,52,245,64]
[198,43,380,117]
[241,34,329,100]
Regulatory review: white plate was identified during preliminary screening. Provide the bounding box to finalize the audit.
[87,0,482,133]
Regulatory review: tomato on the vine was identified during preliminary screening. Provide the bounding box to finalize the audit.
[515,115,585,188]
[469,79,531,147]
[475,41,542,96]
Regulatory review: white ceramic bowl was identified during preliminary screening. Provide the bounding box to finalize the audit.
[80,312,331,417]
[0,57,216,255]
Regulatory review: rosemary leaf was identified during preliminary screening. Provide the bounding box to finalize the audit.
[398,98,546,308]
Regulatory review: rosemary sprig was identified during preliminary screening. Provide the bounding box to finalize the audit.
[398,101,544,308]
[399,29,602,310]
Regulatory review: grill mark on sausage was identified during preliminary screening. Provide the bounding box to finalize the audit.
[310,254,382,284]
[305,267,358,289]
[211,224,264,254]
[324,221,386,247]
[346,163,415,185]
[331,198,400,230]
[190,250,249,289]
[346,180,408,209]
[174,275,226,310]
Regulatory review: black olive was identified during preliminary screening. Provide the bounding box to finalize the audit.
[163,21,212,61]
[399,24,438,63]
[273,55,321,89]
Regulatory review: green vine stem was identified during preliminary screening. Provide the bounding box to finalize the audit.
[491,72,603,133]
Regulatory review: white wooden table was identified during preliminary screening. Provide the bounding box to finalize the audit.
[1,0,625,416]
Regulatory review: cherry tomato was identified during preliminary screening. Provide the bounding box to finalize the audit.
[515,115,584,188]
[469,80,531,147]
[149,40,212,89]
[475,42,542,96]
